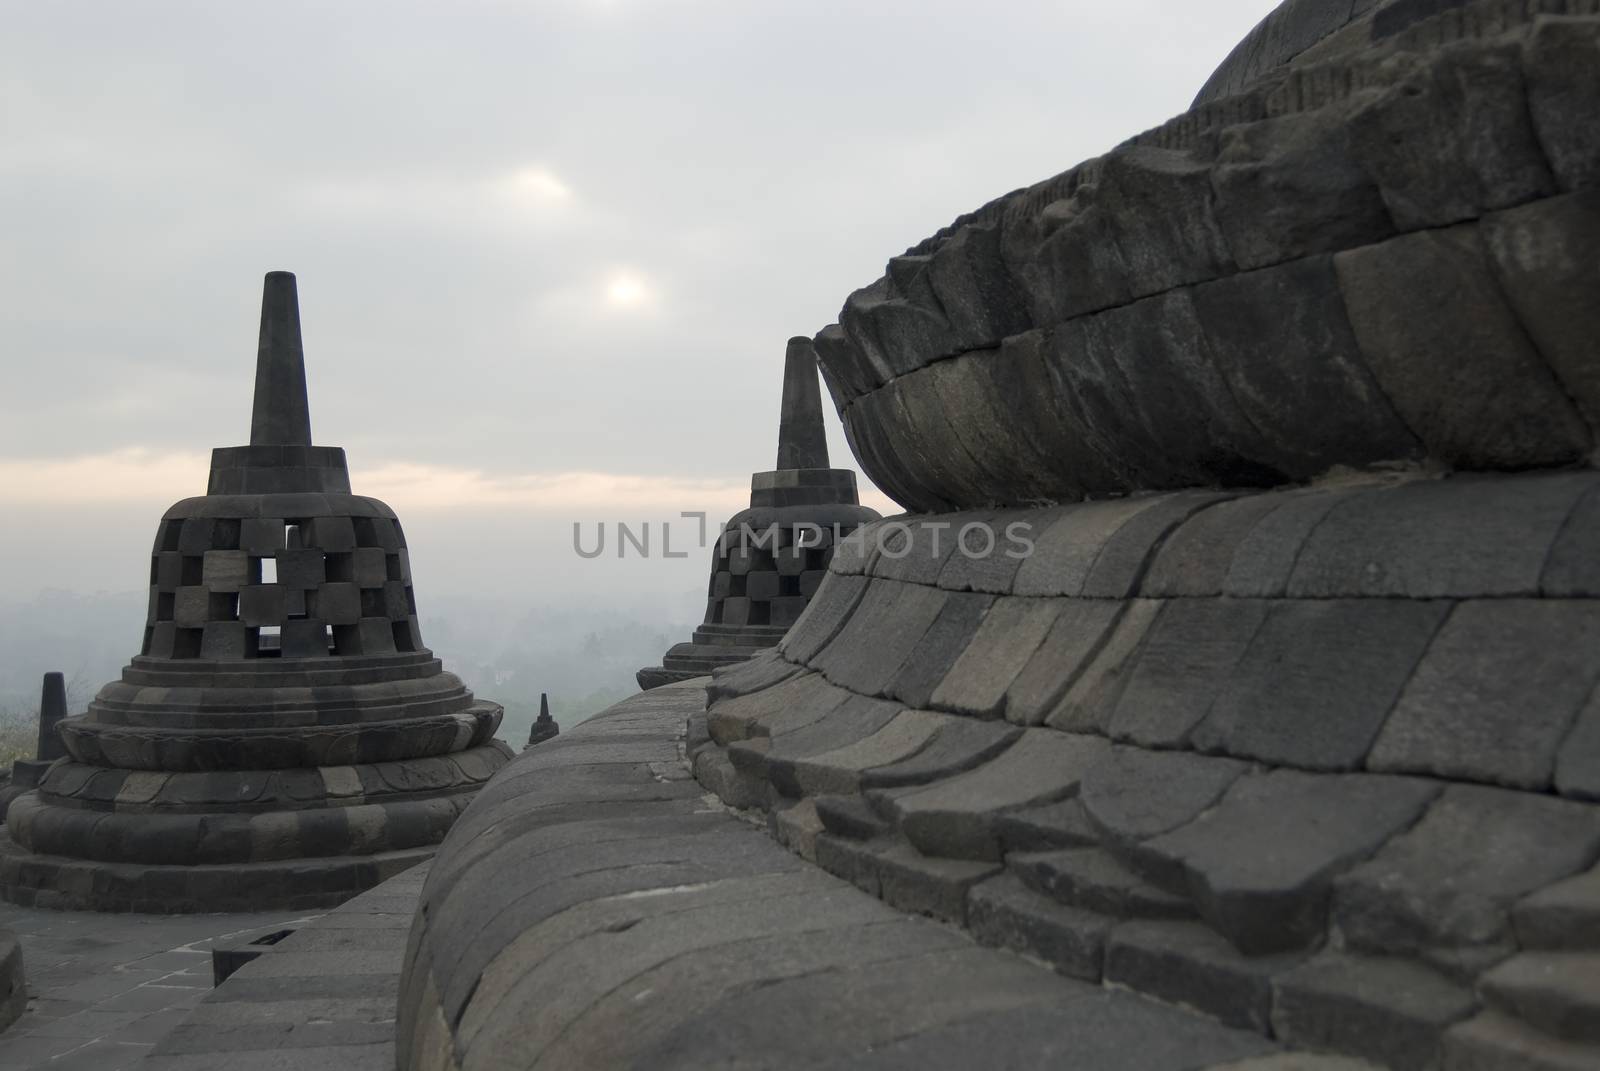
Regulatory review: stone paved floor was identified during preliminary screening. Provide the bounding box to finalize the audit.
[0,902,318,1071]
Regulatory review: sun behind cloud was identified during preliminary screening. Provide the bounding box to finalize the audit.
[605,271,654,310]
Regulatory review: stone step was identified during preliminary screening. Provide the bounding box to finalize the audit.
[1009,846,1195,919]
[1479,952,1600,1045]
[1443,1011,1600,1071]
[1514,865,1600,950]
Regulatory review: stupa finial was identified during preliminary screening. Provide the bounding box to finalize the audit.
[775,337,829,470]
[249,271,312,447]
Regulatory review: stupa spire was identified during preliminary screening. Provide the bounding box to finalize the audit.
[775,337,829,470]
[249,271,312,447]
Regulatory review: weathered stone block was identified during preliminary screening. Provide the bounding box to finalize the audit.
[1010,496,1163,598]
[1514,864,1600,952]
[1370,600,1600,789]
[1191,598,1450,770]
[968,873,1112,982]
[1479,952,1600,1045]
[887,730,1109,861]
[202,550,250,592]
[275,548,326,590]
[1271,955,1478,1071]
[1004,600,1123,726]
[200,621,249,660]
[1141,770,1441,954]
[313,583,362,627]
[1442,1010,1600,1071]
[281,619,330,659]
[788,710,945,797]
[1289,472,1599,598]
[1211,110,1394,269]
[930,597,1065,719]
[1483,192,1600,438]
[1078,747,1249,877]
[883,592,994,710]
[1047,599,1164,735]
[1346,43,1555,230]
[237,584,284,627]
[993,798,1101,854]
[1334,227,1591,470]
[173,586,210,628]
[1105,598,1270,749]
[1188,257,1421,484]
[1222,484,1372,598]
[1525,17,1600,190]
[860,716,1020,791]
[810,580,945,697]
[1332,785,1600,977]
[1105,919,1307,1034]
[1009,847,1193,919]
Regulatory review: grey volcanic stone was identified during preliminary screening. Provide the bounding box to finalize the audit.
[1483,193,1600,435]
[993,798,1102,853]
[1557,689,1600,802]
[1141,770,1441,953]
[780,573,869,664]
[1188,258,1420,485]
[1014,146,1232,324]
[860,715,1020,790]
[1010,496,1165,598]
[930,597,1065,719]
[1334,227,1591,471]
[883,591,994,710]
[814,794,893,841]
[1370,600,1600,790]
[1082,492,1237,599]
[812,581,946,696]
[1271,955,1478,1071]
[705,669,849,744]
[1525,17,1600,191]
[787,710,946,796]
[1009,848,1194,919]
[1332,785,1600,977]
[1142,494,1311,599]
[763,695,905,797]
[1078,747,1249,870]
[1514,864,1600,952]
[705,649,802,703]
[1106,919,1308,1034]
[1047,599,1164,734]
[968,873,1113,982]
[1190,598,1449,770]
[1544,484,1600,598]
[1211,111,1394,270]
[1346,43,1555,230]
[814,836,999,923]
[1479,952,1600,1045]
[885,730,1110,861]
[1222,484,1373,598]
[1441,1011,1600,1071]
[1288,472,1599,598]
[1004,600,1123,726]
[1105,598,1270,748]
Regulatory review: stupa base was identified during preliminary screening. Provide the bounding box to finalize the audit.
[0,829,433,913]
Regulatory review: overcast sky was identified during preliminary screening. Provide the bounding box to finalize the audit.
[1,0,1275,615]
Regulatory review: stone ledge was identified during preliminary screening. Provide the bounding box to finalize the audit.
[139,859,429,1071]
[395,681,1309,1070]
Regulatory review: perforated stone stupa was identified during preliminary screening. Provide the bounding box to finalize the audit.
[636,337,880,689]
[0,271,510,913]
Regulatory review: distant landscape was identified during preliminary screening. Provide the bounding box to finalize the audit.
[0,588,694,758]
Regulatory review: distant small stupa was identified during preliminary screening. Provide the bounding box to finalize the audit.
[0,272,511,913]
[637,338,881,689]
[0,673,69,819]
[526,693,559,748]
